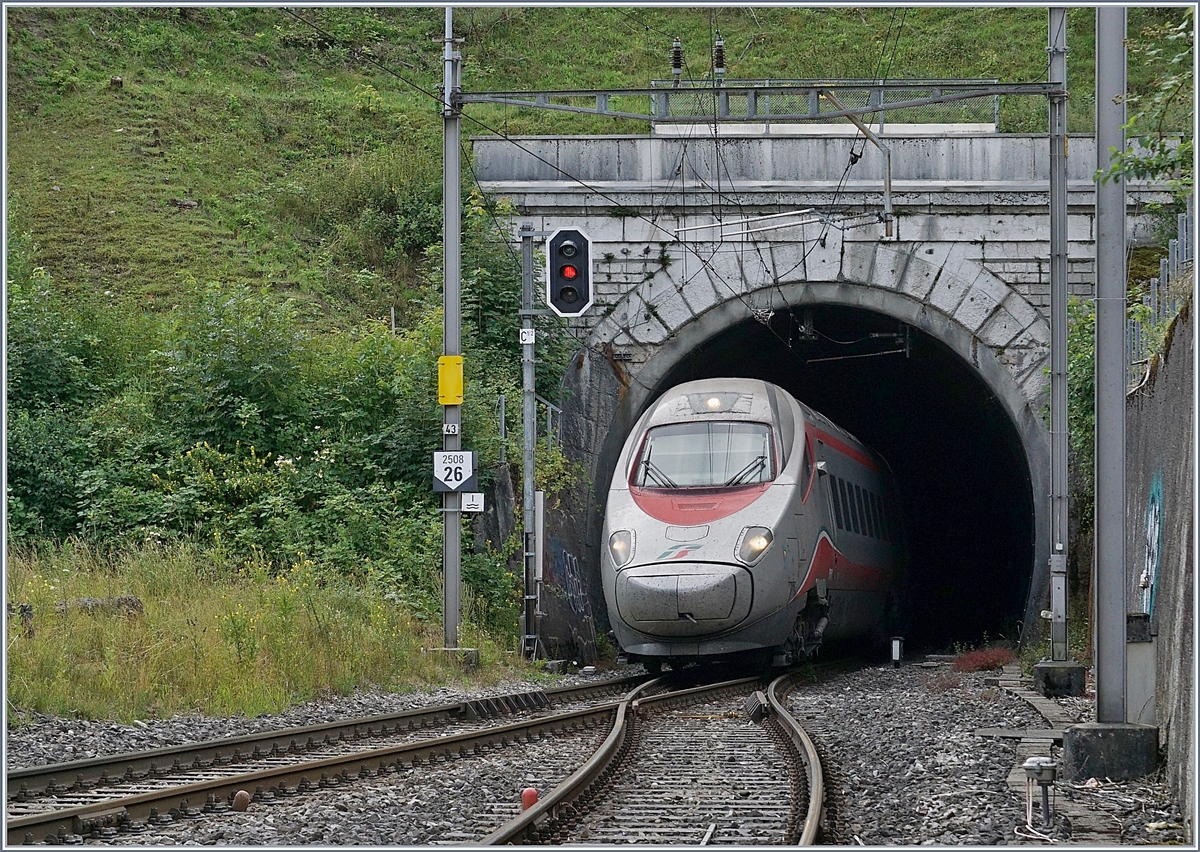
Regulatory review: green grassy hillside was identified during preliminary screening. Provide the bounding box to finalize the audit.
[6,6,1184,317]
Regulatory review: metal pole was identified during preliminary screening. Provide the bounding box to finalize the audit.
[1047,7,1070,662]
[442,6,462,650]
[1094,4,1127,724]
[521,223,538,661]
[497,394,506,464]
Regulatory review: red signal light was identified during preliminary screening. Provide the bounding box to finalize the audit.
[560,264,579,280]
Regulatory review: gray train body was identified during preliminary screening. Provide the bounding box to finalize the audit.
[602,378,905,669]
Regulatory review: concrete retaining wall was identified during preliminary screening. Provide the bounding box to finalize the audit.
[1125,293,1194,837]
[473,134,1105,185]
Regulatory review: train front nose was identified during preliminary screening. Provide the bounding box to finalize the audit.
[614,563,752,637]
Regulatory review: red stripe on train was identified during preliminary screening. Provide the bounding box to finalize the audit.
[807,424,879,472]
[795,532,893,600]
[629,483,769,525]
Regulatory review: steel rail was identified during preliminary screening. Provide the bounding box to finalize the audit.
[6,677,647,846]
[7,675,645,802]
[765,670,825,845]
[479,673,765,845]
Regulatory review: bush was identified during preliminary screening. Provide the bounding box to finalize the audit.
[156,284,306,454]
[6,408,92,540]
[952,646,1016,672]
[6,197,553,644]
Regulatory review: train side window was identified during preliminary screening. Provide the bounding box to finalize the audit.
[830,475,844,529]
[869,492,882,539]
[840,479,859,533]
[854,484,869,537]
[865,490,876,538]
[873,493,888,541]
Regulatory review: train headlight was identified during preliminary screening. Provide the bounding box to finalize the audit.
[737,526,774,564]
[608,530,635,568]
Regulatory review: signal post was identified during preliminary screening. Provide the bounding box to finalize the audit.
[519,224,592,661]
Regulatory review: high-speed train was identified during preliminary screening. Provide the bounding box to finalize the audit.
[601,378,905,670]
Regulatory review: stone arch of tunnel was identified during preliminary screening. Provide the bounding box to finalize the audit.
[569,283,1051,651]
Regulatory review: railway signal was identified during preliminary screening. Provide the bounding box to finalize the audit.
[546,228,592,317]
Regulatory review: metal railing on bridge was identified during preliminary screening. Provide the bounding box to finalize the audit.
[648,78,1000,131]
[1128,194,1193,387]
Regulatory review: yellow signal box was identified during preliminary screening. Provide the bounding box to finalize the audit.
[438,355,464,405]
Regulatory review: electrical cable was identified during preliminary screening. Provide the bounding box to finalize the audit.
[460,144,611,360]
[278,8,874,369]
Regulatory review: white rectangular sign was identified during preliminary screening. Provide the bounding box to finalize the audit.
[461,492,485,513]
[433,451,476,492]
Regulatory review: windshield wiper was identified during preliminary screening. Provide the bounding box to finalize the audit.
[640,447,679,489]
[724,454,768,487]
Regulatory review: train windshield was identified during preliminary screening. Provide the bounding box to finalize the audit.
[633,421,774,489]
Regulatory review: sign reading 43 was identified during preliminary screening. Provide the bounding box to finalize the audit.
[433,451,477,492]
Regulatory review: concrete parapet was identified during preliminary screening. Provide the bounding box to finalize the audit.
[1062,722,1160,783]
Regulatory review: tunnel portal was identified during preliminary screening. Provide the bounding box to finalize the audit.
[636,305,1035,650]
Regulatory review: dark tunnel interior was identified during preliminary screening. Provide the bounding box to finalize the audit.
[655,304,1035,651]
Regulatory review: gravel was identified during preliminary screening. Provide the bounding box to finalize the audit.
[788,663,1186,846]
[6,663,1187,845]
[5,672,621,769]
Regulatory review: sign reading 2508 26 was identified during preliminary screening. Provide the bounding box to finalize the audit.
[433,451,477,492]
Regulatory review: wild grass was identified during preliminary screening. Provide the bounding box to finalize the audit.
[6,6,1186,324]
[6,542,524,722]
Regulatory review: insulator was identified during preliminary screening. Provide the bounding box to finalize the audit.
[671,37,683,77]
[713,31,725,79]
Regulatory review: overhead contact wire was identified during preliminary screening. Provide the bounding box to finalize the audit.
[279,8,818,363]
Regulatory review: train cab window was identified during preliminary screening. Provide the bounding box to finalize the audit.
[840,479,859,534]
[633,421,774,489]
[830,475,844,529]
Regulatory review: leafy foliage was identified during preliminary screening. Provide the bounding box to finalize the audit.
[1066,297,1097,533]
[5,240,541,635]
[1098,9,1193,199]
[157,285,306,453]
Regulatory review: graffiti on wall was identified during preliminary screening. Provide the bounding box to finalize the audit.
[550,535,592,617]
[1140,472,1164,616]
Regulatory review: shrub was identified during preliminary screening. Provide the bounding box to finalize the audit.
[952,646,1016,672]
[156,283,306,454]
[6,409,93,540]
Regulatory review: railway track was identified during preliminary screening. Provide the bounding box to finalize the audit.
[6,676,643,846]
[482,668,824,846]
[9,668,827,846]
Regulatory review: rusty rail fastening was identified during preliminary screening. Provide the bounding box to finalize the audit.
[480,671,820,845]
